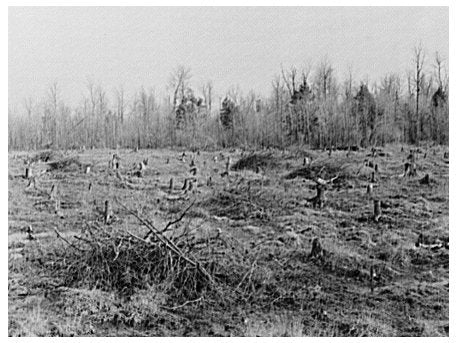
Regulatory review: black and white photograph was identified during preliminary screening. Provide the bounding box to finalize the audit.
[7,4,451,337]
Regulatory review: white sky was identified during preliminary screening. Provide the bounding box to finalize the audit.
[8,6,449,107]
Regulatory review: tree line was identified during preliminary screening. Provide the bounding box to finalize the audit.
[8,47,448,151]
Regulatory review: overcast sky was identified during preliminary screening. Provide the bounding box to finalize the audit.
[9,6,448,108]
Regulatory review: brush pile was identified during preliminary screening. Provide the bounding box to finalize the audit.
[36,200,261,308]
[231,152,278,171]
[47,156,82,171]
[30,150,64,163]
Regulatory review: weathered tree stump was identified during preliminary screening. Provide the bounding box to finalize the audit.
[54,198,61,214]
[25,167,31,179]
[370,265,376,293]
[371,171,376,183]
[310,185,326,208]
[373,199,382,222]
[309,237,324,259]
[85,165,91,174]
[304,157,310,167]
[26,225,35,240]
[50,184,56,200]
[415,233,425,247]
[104,200,111,224]
[404,162,417,177]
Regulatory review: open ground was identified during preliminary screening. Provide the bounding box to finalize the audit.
[8,144,448,336]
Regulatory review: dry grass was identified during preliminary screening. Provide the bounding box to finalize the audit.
[8,144,448,336]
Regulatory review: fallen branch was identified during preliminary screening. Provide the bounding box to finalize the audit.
[53,227,85,251]
[161,296,203,311]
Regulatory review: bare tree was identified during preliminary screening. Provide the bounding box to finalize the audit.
[413,44,425,143]
[169,65,192,108]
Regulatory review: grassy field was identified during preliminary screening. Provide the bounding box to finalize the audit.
[8,144,449,336]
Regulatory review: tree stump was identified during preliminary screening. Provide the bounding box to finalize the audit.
[54,198,61,214]
[415,233,425,247]
[50,184,56,200]
[404,162,417,177]
[85,165,91,174]
[373,199,382,222]
[104,200,111,224]
[374,164,378,173]
[370,265,375,293]
[88,182,92,192]
[226,157,231,172]
[190,159,195,167]
[367,183,373,194]
[26,225,35,240]
[304,157,310,167]
[25,167,31,179]
[309,237,324,259]
[310,185,326,208]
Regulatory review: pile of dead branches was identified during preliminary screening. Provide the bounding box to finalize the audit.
[231,152,278,172]
[40,199,258,307]
[30,150,64,163]
[47,156,82,171]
